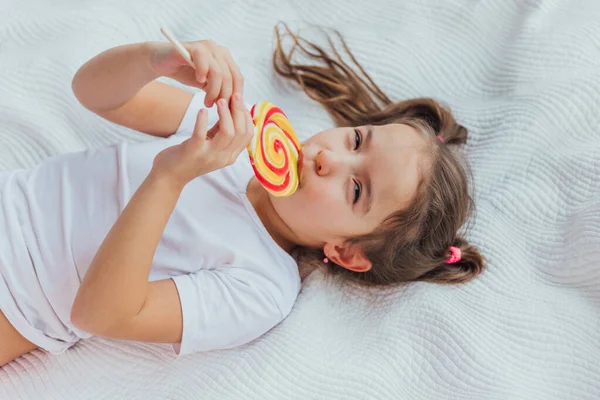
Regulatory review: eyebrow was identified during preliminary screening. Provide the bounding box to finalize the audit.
[363,125,374,215]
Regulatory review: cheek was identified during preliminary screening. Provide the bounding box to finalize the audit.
[300,179,343,211]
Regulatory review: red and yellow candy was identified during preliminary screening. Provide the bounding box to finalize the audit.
[247,102,302,197]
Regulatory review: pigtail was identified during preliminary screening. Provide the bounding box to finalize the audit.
[418,237,486,285]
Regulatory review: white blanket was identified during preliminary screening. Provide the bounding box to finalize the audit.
[1,0,599,399]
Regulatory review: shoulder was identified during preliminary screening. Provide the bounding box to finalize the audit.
[229,256,301,318]
[171,259,299,355]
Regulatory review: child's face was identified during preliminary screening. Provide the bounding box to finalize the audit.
[270,123,427,251]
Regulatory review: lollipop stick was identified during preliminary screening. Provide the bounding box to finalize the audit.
[160,27,195,69]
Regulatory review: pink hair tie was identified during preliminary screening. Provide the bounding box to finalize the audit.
[436,135,445,143]
[445,246,461,264]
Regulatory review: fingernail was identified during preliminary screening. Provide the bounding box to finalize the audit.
[234,93,241,102]
[218,99,226,107]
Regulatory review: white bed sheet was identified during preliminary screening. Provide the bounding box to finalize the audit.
[1,0,599,399]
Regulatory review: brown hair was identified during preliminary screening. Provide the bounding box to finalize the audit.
[273,23,486,287]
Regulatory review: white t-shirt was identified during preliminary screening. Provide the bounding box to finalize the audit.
[0,92,301,356]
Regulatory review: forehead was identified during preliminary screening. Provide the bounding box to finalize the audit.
[368,123,426,222]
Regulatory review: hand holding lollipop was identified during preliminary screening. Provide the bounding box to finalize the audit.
[158,28,302,196]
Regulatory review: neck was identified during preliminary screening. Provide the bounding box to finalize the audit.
[245,177,299,254]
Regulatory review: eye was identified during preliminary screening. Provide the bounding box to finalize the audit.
[353,180,362,204]
[353,129,362,151]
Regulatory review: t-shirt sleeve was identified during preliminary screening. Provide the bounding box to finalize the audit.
[173,91,254,137]
[170,266,284,356]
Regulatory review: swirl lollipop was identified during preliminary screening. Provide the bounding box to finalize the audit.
[247,102,302,197]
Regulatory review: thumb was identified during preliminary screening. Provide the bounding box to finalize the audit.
[169,69,207,90]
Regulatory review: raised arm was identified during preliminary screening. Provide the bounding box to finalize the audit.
[72,39,243,138]
[72,42,193,138]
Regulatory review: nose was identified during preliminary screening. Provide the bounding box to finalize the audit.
[315,149,344,177]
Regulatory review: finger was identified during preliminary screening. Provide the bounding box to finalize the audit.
[191,109,209,145]
[216,50,233,101]
[228,99,253,154]
[169,68,206,90]
[245,107,255,145]
[204,57,223,108]
[206,120,219,140]
[237,107,255,153]
[192,109,209,143]
[191,48,210,85]
[223,51,244,97]
[229,108,255,161]
[230,93,247,141]
[183,43,210,83]
[213,98,235,149]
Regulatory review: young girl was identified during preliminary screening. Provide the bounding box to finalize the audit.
[0,25,485,366]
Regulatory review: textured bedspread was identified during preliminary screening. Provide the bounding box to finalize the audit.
[1,0,599,399]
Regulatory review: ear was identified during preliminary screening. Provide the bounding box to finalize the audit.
[323,243,372,273]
